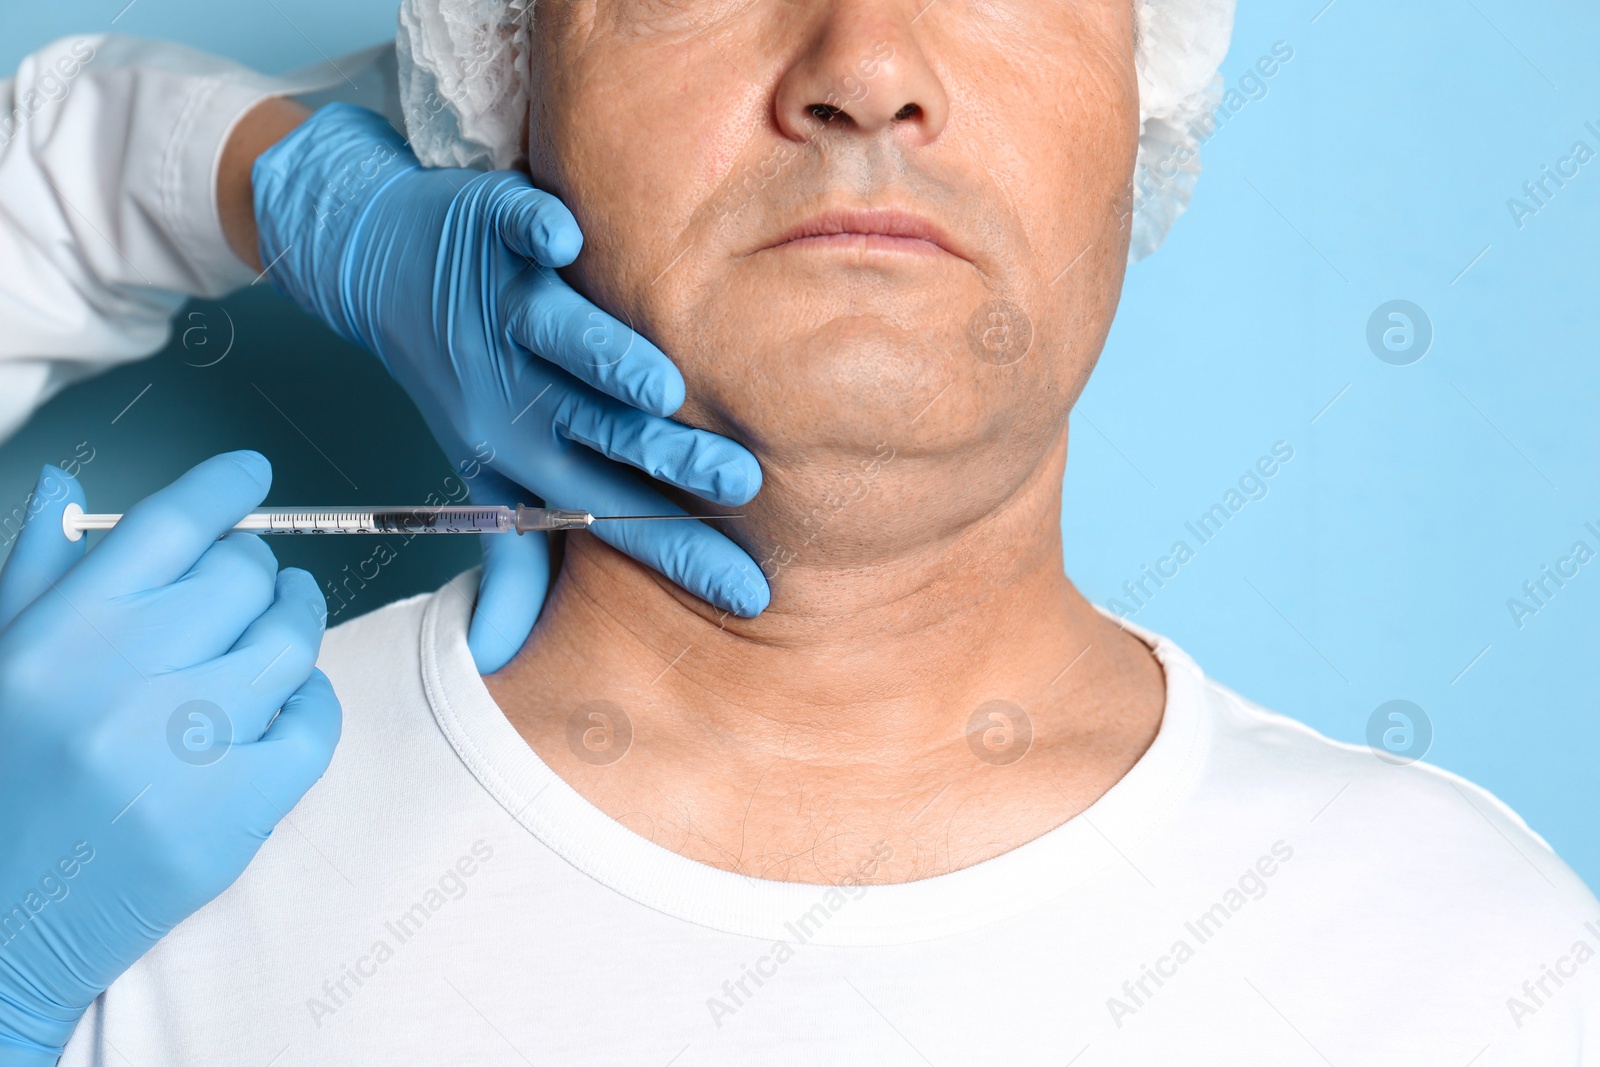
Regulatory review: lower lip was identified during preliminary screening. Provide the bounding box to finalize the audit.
[767,233,953,258]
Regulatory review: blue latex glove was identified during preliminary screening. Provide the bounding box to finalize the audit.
[253,103,769,671]
[0,454,341,1065]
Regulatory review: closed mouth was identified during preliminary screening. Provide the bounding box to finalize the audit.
[759,208,967,262]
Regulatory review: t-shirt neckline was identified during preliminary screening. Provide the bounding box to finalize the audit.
[420,572,1212,946]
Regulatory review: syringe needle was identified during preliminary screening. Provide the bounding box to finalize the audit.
[590,514,745,522]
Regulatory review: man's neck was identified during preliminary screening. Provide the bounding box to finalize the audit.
[486,438,1166,884]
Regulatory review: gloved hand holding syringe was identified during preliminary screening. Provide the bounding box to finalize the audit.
[0,84,770,1066]
[62,503,743,539]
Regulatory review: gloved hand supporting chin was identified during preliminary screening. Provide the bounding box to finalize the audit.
[252,103,770,672]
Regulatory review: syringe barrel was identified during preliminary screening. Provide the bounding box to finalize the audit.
[236,507,512,534]
[62,504,602,539]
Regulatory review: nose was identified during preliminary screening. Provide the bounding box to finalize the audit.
[774,5,949,146]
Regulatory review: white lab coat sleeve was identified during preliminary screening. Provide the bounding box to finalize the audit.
[0,35,393,442]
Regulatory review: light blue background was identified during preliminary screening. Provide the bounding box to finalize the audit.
[3,1,1596,885]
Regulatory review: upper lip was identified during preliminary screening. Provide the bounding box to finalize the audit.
[759,207,967,260]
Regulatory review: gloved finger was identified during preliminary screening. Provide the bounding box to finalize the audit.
[73,451,273,599]
[182,568,327,740]
[503,267,686,417]
[236,668,341,819]
[551,388,762,507]
[470,521,551,673]
[491,180,584,268]
[588,508,769,617]
[128,533,279,672]
[519,447,770,617]
[0,465,87,629]
[459,469,550,674]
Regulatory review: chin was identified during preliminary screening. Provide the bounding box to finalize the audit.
[673,305,977,460]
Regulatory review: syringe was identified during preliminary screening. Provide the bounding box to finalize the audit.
[61,503,739,542]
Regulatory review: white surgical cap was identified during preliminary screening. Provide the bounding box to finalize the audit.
[396,0,1236,260]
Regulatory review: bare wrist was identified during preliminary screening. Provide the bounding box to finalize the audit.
[218,96,312,272]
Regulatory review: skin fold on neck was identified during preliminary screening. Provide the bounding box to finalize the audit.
[485,430,1166,886]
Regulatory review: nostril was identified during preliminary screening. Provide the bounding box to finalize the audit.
[809,104,844,124]
[893,103,920,121]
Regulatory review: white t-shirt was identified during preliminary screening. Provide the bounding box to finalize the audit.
[62,573,1600,1066]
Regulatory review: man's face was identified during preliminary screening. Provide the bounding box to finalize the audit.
[526,0,1139,567]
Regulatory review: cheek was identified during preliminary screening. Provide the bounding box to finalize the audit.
[1018,78,1139,372]
[531,50,772,322]
[947,92,1133,405]
[932,19,1131,218]
[972,66,1136,240]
